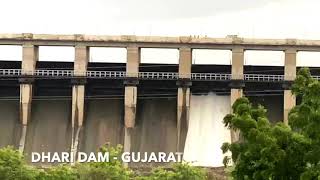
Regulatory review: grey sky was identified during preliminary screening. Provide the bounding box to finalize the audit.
[113,0,274,20]
[0,0,320,66]
[0,0,313,37]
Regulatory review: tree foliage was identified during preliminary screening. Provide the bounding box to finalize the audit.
[222,68,320,179]
[0,145,207,180]
[0,146,42,180]
[75,144,134,180]
[143,163,207,180]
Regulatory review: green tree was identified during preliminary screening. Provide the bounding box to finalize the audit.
[290,68,320,179]
[221,68,320,179]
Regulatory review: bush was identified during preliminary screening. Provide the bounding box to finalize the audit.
[0,146,41,180]
[146,163,207,180]
[75,144,133,180]
[0,145,210,180]
[44,165,77,180]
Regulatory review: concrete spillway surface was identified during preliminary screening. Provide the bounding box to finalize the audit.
[0,100,20,148]
[131,98,178,154]
[183,93,232,167]
[24,100,72,164]
[80,99,124,153]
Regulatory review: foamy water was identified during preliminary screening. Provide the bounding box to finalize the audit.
[183,93,232,167]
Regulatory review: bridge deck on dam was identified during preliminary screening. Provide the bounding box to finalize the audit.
[0,64,311,117]
[0,62,311,96]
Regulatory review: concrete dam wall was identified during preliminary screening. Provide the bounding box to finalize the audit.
[80,99,124,153]
[24,100,72,163]
[0,100,20,148]
[0,92,283,167]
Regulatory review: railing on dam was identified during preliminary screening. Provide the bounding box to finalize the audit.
[0,68,311,82]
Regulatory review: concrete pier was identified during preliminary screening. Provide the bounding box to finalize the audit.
[124,46,140,128]
[123,46,140,166]
[230,47,244,142]
[19,44,38,152]
[177,47,192,152]
[71,45,89,158]
[283,49,297,125]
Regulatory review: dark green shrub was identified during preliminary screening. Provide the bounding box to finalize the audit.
[0,145,209,179]
[146,163,207,180]
[75,144,133,180]
[44,164,77,180]
[0,146,41,180]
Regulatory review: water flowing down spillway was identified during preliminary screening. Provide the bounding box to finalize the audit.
[183,93,232,167]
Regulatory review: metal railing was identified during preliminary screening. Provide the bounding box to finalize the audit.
[0,69,316,82]
[139,72,179,80]
[0,69,21,76]
[192,73,231,81]
[312,76,320,80]
[244,74,284,82]
[36,69,73,77]
[87,71,126,79]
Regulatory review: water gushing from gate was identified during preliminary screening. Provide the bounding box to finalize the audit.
[183,93,231,167]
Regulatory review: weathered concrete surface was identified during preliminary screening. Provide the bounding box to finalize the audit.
[19,44,38,152]
[80,99,124,153]
[125,46,140,129]
[24,100,72,163]
[177,88,190,151]
[230,48,244,142]
[178,47,192,79]
[126,46,140,78]
[123,46,140,166]
[230,89,242,142]
[284,49,297,81]
[0,100,20,148]
[177,47,191,152]
[284,49,297,125]
[131,99,179,153]
[71,45,89,161]
[130,98,181,167]
[2,34,320,51]
[249,96,283,123]
[284,90,296,124]
[124,86,138,128]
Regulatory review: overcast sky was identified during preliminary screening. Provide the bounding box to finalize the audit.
[0,0,320,66]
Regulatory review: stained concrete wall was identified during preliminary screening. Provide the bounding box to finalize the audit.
[24,100,72,163]
[131,98,179,153]
[0,100,20,148]
[249,95,283,123]
[0,94,283,167]
[80,98,181,163]
[80,99,124,153]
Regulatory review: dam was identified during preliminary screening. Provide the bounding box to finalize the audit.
[0,33,319,167]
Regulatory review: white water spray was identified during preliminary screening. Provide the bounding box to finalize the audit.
[183,93,232,167]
